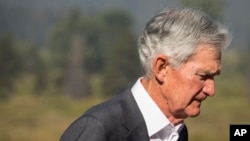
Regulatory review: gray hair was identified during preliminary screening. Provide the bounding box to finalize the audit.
[138,8,232,78]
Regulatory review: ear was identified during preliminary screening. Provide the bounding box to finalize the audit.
[153,55,169,84]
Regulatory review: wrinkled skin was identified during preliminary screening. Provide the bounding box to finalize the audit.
[142,44,221,125]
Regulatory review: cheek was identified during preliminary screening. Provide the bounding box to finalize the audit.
[165,75,204,110]
[183,78,204,103]
[186,78,204,94]
[176,75,203,98]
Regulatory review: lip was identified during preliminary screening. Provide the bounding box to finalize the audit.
[195,99,202,103]
[192,97,206,104]
[194,96,207,102]
[188,96,206,106]
[196,98,204,102]
[193,99,202,107]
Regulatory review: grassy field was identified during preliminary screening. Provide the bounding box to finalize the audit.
[1,88,249,141]
[0,93,104,141]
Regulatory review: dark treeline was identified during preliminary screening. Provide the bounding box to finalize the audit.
[0,9,142,99]
[1,0,249,100]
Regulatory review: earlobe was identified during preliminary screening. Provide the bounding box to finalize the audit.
[153,55,168,84]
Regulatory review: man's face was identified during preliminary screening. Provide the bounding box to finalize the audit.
[163,44,221,118]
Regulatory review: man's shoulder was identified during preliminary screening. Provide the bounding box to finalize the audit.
[83,88,132,120]
[59,91,128,141]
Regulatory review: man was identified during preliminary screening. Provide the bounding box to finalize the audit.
[60,7,231,141]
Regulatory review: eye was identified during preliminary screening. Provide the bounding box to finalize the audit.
[198,74,208,80]
[198,74,215,81]
[196,73,212,80]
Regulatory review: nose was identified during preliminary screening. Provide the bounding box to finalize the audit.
[203,79,215,96]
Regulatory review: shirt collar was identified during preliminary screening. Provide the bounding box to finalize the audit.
[131,77,184,137]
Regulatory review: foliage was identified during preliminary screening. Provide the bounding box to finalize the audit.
[0,35,23,99]
[47,9,99,97]
[47,9,141,97]
[102,30,142,95]
[100,10,141,96]
[20,43,48,92]
[0,34,48,99]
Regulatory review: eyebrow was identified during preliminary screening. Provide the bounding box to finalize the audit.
[197,69,221,76]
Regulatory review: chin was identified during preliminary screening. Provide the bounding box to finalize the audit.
[172,104,201,118]
[189,113,200,117]
[186,101,202,117]
[188,109,201,117]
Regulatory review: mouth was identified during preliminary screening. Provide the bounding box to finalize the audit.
[194,96,207,102]
[194,99,201,104]
[187,95,207,107]
[192,97,206,106]
[196,98,204,102]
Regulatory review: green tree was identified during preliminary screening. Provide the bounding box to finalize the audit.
[101,10,142,96]
[20,43,48,92]
[47,9,106,98]
[0,34,23,99]
[47,9,90,98]
[47,9,142,98]
[102,31,141,96]
[81,19,105,74]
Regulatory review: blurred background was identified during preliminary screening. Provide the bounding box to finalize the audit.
[0,0,249,141]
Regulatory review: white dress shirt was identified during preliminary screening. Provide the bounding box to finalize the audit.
[131,78,184,141]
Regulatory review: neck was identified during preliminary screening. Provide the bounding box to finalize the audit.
[140,76,185,125]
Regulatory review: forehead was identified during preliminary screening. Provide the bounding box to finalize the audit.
[182,44,221,74]
[193,44,221,58]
